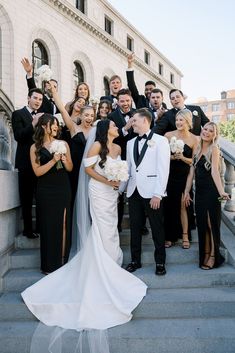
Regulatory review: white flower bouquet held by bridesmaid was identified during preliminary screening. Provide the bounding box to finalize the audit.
[104,159,129,182]
[49,140,67,169]
[169,136,184,154]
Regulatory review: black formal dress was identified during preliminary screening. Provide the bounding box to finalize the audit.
[154,106,209,136]
[194,156,225,268]
[69,132,86,205]
[164,144,194,243]
[36,148,71,273]
[12,107,38,235]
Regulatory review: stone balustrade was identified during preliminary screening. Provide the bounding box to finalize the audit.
[220,137,235,234]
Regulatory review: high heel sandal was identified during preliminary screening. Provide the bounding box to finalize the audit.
[182,233,190,249]
[201,255,215,270]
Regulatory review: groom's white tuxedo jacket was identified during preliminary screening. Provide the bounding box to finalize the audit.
[126,132,170,199]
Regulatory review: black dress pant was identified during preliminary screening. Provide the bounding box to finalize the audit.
[129,188,166,265]
[18,169,38,234]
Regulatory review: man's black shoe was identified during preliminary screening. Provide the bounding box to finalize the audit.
[141,226,149,236]
[126,262,142,273]
[23,232,39,239]
[155,264,166,276]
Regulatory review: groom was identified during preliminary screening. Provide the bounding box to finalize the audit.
[125,108,170,275]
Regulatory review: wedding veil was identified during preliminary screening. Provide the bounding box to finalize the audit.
[29,125,110,353]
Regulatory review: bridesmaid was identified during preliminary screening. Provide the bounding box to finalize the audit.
[49,82,95,205]
[184,122,229,269]
[30,114,73,274]
[65,82,90,110]
[164,109,198,249]
[96,100,112,120]
[61,96,86,143]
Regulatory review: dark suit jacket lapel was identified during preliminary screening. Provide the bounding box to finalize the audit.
[23,106,33,122]
[133,138,139,166]
[117,109,126,126]
[135,130,154,168]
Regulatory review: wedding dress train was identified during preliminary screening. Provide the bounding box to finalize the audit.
[21,155,147,348]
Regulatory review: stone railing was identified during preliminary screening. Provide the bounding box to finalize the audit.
[220,137,235,234]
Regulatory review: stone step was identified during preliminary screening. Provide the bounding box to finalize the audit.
[1,287,235,322]
[1,318,235,353]
[10,243,203,270]
[3,263,235,292]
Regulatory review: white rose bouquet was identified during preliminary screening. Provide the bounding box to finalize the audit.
[104,159,129,182]
[89,97,100,105]
[169,136,184,154]
[36,65,53,85]
[49,140,67,170]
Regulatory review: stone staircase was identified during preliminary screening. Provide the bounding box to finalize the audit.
[1,221,235,353]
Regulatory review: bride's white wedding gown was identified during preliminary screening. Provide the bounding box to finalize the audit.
[21,155,147,331]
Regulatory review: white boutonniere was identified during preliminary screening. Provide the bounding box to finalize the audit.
[147,139,156,148]
[192,110,198,116]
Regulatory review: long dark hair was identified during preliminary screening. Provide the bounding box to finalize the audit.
[97,99,112,119]
[95,119,111,168]
[68,96,86,117]
[34,114,60,163]
[75,82,90,103]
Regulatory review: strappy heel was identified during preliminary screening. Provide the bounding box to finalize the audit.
[201,255,215,270]
[182,233,190,249]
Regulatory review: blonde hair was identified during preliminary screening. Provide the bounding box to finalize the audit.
[176,109,192,130]
[194,122,220,170]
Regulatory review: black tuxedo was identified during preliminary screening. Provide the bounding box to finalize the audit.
[108,108,136,160]
[12,107,38,235]
[126,70,149,108]
[27,77,59,115]
[154,105,209,136]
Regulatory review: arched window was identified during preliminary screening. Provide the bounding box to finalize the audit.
[32,40,49,72]
[103,76,110,96]
[73,62,84,88]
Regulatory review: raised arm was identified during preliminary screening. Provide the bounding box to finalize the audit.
[48,82,76,136]
[21,57,36,90]
[126,53,140,107]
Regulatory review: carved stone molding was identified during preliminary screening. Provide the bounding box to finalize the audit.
[42,0,176,90]
[0,89,15,170]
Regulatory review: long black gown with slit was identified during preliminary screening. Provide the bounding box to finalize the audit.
[69,132,86,206]
[164,144,194,243]
[194,155,225,268]
[36,147,71,273]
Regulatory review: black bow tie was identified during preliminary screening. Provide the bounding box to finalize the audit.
[137,134,147,141]
[121,112,130,118]
[31,111,37,116]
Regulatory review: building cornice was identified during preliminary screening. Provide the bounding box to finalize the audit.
[101,0,183,76]
[42,0,179,90]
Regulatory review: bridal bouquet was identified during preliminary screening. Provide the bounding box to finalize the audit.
[49,140,67,170]
[169,136,184,154]
[104,159,129,182]
[36,65,53,83]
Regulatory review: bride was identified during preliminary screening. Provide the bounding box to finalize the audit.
[21,119,147,352]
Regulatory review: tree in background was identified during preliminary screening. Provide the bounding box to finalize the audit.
[219,120,235,143]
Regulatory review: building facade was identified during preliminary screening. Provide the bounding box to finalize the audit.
[194,90,235,124]
[0,0,182,286]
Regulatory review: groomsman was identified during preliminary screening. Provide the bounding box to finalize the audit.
[149,88,167,125]
[12,88,44,238]
[100,75,122,110]
[126,53,156,108]
[108,88,136,232]
[125,109,170,275]
[21,57,59,115]
[154,89,209,136]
